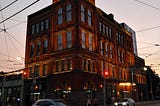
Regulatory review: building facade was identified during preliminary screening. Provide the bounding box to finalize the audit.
[24,0,136,105]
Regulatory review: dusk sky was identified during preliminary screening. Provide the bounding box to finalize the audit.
[0,0,160,75]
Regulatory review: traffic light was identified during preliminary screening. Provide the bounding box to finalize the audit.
[34,85,39,90]
[100,84,103,88]
[104,71,109,78]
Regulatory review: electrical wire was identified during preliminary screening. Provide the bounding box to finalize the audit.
[136,25,160,32]
[0,0,40,24]
[0,0,18,12]
[133,0,160,11]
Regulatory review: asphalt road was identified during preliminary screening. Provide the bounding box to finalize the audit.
[136,101,160,106]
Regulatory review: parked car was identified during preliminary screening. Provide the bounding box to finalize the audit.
[114,98,135,106]
[32,99,67,106]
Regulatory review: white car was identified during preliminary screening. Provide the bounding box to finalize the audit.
[32,99,67,106]
[114,98,135,106]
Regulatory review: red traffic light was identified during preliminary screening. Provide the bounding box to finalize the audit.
[104,71,109,78]
[104,71,108,76]
[35,85,38,90]
[23,71,27,75]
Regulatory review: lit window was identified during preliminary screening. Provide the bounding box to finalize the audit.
[66,4,72,22]
[43,39,48,54]
[57,34,62,50]
[30,44,34,57]
[31,25,35,34]
[66,31,72,48]
[89,34,93,51]
[36,41,41,56]
[81,5,85,22]
[58,8,63,25]
[88,10,92,26]
[82,32,86,48]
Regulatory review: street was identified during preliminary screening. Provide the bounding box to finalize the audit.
[136,101,160,106]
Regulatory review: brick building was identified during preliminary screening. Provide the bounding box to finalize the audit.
[24,0,136,105]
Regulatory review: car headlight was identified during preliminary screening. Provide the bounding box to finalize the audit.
[114,102,118,106]
[122,102,127,105]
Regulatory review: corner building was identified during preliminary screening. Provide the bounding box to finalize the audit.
[24,0,134,105]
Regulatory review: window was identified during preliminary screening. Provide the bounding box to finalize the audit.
[66,31,72,48]
[105,44,108,57]
[99,22,102,32]
[110,45,113,59]
[34,65,40,77]
[42,64,47,76]
[62,60,65,71]
[67,59,72,70]
[58,8,63,25]
[29,67,33,78]
[43,39,48,54]
[106,26,109,35]
[55,61,59,72]
[57,34,62,50]
[66,4,72,22]
[36,23,40,33]
[103,24,105,33]
[88,60,91,71]
[100,41,104,55]
[81,5,85,22]
[40,21,44,31]
[89,34,93,51]
[30,44,34,57]
[45,19,49,29]
[36,41,41,56]
[88,9,92,26]
[109,28,112,37]
[31,25,35,34]
[82,32,86,48]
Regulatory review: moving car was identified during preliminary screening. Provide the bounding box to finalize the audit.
[114,98,135,106]
[32,99,67,106]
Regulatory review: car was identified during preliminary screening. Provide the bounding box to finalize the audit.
[32,99,67,106]
[114,98,135,106]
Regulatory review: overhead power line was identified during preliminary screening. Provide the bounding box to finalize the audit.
[136,25,160,32]
[0,0,40,24]
[133,0,160,11]
[0,0,18,12]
